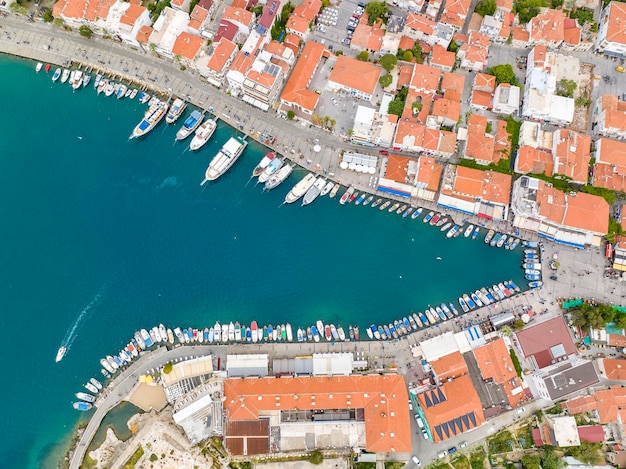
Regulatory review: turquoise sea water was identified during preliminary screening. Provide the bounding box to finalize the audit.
[0,54,524,468]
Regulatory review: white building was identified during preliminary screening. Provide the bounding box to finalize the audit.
[595,1,626,58]
[148,7,190,57]
[492,83,520,115]
[350,105,397,147]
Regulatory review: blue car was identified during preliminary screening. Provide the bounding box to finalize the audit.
[448,446,458,455]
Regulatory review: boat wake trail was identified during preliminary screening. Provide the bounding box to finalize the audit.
[57,285,107,361]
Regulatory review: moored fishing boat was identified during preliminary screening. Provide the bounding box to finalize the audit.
[354,193,366,205]
[130,100,168,139]
[528,280,543,288]
[379,200,391,211]
[348,190,359,204]
[297,328,305,342]
[129,89,138,99]
[166,98,187,124]
[202,135,248,183]
[176,110,203,141]
[496,234,507,248]
[60,68,70,83]
[252,152,276,177]
[302,177,326,206]
[189,118,217,151]
[320,180,335,196]
[403,207,414,218]
[329,184,340,198]
[258,157,283,184]
[396,204,408,215]
[484,229,495,244]
[464,224,474,237]
[363,195,374,206]
[372,198,383,208]
[388,202,400,213]
[84,382,99,394]
[325,325,332,341]
[265,164,293,191]
[446,225,460,238]
[337,326,346,341]
[436,216,448,227]
[412,207,423,219]
[36,62,43,73]
[286,323,293,342]
[251,321,258,343]
[423,211,435,223]
[285,173,317,203]
[472,226,480,240]
[82,73,91,88]
[76,392,95,403]
[463,293,475,309]
[490,233,501,247]
[311,325,320,342]
[471,292,483,307]
[52,68,61,82]
[440,222,452,232]
[340,186,355,205]
[459,296,469,312]
[429,213,441,226]
[73,402,93,411]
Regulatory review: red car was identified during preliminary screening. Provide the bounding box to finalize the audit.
[379,149,389,155]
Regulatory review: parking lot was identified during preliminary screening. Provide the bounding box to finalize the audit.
[309,0,367,56]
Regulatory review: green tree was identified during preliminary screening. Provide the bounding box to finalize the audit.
[488,64,517,85]
[514,0,543,23]
[447,39,458,53]
[365,1,388,25]
[42,10,54,22]
[575,96,591,107]
[379,53,398,71]
[475,0,496,16]
[521,454,541,469]
[570,8,594,25]
[509,348,522,377]
[565,441,604,466]
[286,110,295,120]
[163,362,173,374]
[379,73,393,88]
[556,79,577,98]
[309,450,324,464]
[500,325,512,337]
[149,453,158,462]
[412,42,424,63]
[551,0,563,7]
[403,50,413,61]
[388,99,404,117]
[512,319,525,330]
[79,25,93,38]
[411,98,422,114]
[357,50,369,61]
[541,447,565,469]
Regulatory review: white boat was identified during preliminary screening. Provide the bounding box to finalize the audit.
[84,382,99,394]
[337,327,346,341]
[104,82,115,97]
[97,79,107,95]
[265,164,293,191]
[339,186,355,205]
[464,224,474,237]
[285,173,317,204]
[93,73,102,89]
[36,62,43,73]
[76,392,95,403]
[116,83,127,99]
[213,322,221,342]
[329,184,340,198]
[252,152,276,177]
[129,89,138,99]
[52,68,61,82]
[189,118,217,151]
[176,110,203,141]
[166,98,187,124]
[130,100,168,139]
[302,177,326,206]
[320,181,334,196]
[72,70,83,90]
[90,378,103,390]
[228,322,235,341]
[202,135,248,183]
[139,92,150,104]
[221,323,228,343]
[60,69,70,83]
[286,323,293,342]
[258,157,283,184]
[158,324,168,342]
[55,346,66,363]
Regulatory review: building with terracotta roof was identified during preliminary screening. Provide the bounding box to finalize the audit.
[392,121,456,157]
[149,7,191,57]
[592,138,626,192]
[440,0,472,30]
[470,72,495,111]
[512,176,608,246]
[102,1,151,47]
[408,63,441,94]
[350,18,385,53]
[441,72,465,102]
[415,375,485,443]
[514,146,554,175]
[430,351,468,381]
[187,5,209,36]
[221,6,254,36]
[511,25,530,48]
[474,339,524,407]
[429,95,461,128]
[223,374,412,454]
[197,37,238,87]
[596,1,626,58]
[403,13,436,43]
[492,83,520,115]
[429,44,456,72]
[598,358,626,381]
[53,0,117,31]
[285,0,321,39]
[521,46,576,125]
[458,32,490,72]
[170,0,190,13]
[171,31,205,67]
[438,165,512,220]
[351,105,397,148]
[552,129,591,184]
[377,154,443,200]
[528,9,568,49]
[462,114,509,166]
[280,41,326,115]
[595,94,626,139]
[327,56,381,101]
[515,316,576,369]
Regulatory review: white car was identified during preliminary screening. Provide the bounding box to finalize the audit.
[437,450,448,459]
[412,456,421,466]
[331,97,338,106]
[517,407,526,414]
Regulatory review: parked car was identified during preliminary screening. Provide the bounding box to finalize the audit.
[342,38,350,45]
[617,66,625,73]
[358,1,366,7]
[331,97,338,106]
[414,415,424,428]
[437,451,448,459]
[448,446,457,454]
[516,407,526,414]
[459,441,468,448]
[421,429,429,440]
[412,456,421,466]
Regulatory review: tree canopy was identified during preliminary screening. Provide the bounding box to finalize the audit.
[379,73,393,88]
[357,50,369,61]
[487,64,518,85]
[365,1,388,25]
[475,0,496,16]
[571,302,626,330]
[379,53,398,71]
[522,454,541,469]
[388,99,405,117]
[556,79,577,98]
[514,0,543,24]
[565,441,604,466]
[79,25,93,38]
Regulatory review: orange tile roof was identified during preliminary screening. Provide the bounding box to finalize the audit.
[441,72,465,101]
[230,0,247,8]
[385,153,411,183]
[498,14,512,41]
[496,0,512,11]
[399,35,416,51]
[409,63,441,92]
[431,351,468,381]
[594,387,626,424]
[188,5,209,30]
[86,0,116,22]
[405,13,437,35]
[563,18,581,45]
[280,40,325,112]
[431,96,461,123]
[394,121,455,155]
[286,14,309,34]
[469,31,491,47]
[535,181,609,235]
[224,375,412,453]
[222,6,253,26]
[552,130,591,184]
[439,130,458,155]
[329,56,381,96]
[474,73,496,92]
[136,25,153,44]
[402,89,432,123]
[172,32,205,60]
[516,146,554,175]
[494,119,511,164]
[512,26,529,43]
[608,333,626,347]
[473,338,523,407]
[445,166,512,205]
[440,0,471,29]
[430,44,456,69]
[52,0,69,18]
[206,38,237,72]
[453,32,468,45]
[230,49,255,74]
[417,375,485,442]
[529,9,565,44]
[462,44,489,66]
[397,64,415,89]
[292,0,322,21]
[599,94,626,132]
[604,2,626,46]
[416,156,443,190]
[470,89,493,109]
[367,22,385,51]
[602,358,626,381]
[563,395,597,415]
[120,4,147,26]
[593,138,626,192]
[465,117,495,163]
